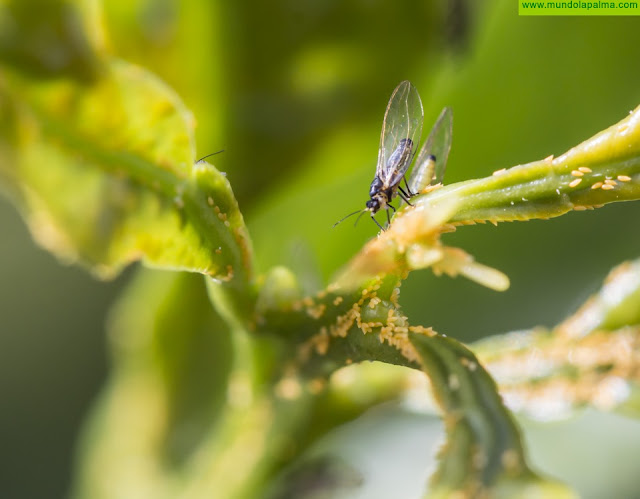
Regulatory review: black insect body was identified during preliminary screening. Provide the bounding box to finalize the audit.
[366,138,415,225]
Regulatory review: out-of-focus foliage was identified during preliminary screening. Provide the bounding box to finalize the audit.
[2,1,640,499]
[0,0,101,80]
[475,259,640,421]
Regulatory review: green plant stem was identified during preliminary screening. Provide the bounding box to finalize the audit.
[423,105,640,224]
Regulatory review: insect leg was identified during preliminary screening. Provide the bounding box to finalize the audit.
[403,176,416,197]
[371,214,385,231]
[385,204,398,227]
[397,189,413,206]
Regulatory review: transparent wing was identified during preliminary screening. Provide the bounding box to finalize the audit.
[376,81,424,187]
[409,107,453,193]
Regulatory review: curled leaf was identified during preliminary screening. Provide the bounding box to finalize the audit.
[0,59,253,286]
[409,333,575,498]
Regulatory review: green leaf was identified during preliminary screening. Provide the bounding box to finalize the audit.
[409,333,575,498]
[0,58,254,286]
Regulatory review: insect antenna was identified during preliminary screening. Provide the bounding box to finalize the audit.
[354,210,369,227]
[333,209,366,228]
[196,150,225,164]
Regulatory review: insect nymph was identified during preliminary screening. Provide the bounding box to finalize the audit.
[335,80,452,231]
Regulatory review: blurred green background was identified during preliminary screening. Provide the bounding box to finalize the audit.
[2,1,640,497]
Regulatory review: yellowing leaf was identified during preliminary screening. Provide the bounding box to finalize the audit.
[0,59,253,284]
